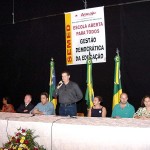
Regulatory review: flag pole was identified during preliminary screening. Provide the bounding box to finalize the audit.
[49,58,54,93]
[116,48,119,55]
[82,0,87,9]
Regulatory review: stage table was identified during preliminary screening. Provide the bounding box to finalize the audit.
[0,112,150,150]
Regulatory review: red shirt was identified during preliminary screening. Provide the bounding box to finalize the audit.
[1,104,15,113]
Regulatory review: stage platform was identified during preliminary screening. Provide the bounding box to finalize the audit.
[0,112,150,150]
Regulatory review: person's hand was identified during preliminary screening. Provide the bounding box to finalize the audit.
[141,116,148,120]
[33,108,39,114]
[134,116,149,120]
[33,109,43,115]
[57,81,63,89]
[134,116,140,119]
[23,109,28,112]
[115,116,121,118]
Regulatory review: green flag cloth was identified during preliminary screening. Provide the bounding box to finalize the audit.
[85,58,94,109]
[112,54,122,109]
[49,58,57,109]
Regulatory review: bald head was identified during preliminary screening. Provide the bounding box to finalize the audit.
[24,94,32,105]
[120,93,128,104]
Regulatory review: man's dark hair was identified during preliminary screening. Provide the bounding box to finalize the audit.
[61,71,70,76]
[41,92,49,99]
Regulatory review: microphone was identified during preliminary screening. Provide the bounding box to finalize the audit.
[58,81,63,86]
[70,116,77,118]
[57,81,63,89]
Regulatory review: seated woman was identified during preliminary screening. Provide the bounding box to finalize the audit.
[88,96,107,117]
[1,97,15,113]
[134,95,150,119]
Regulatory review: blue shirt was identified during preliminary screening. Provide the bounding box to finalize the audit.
[111,102,135,118]
[31,102,55,115]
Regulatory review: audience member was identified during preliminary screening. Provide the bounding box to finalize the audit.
[134,95,150,119]
[1,97,15,113]
[31,92,55,115]
[17,94,34,113]
[88,96,107,117]
[112,93,135,118]
[53,71,83,116]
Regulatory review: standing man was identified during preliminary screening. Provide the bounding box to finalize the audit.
[17,94,34,113]
[31,92,55,115]
[53,71,83,116]
[112,93,135,118]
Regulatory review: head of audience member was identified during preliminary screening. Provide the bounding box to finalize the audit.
[61,71,70,84]
[40,92,49,105]
[141,95,150,108]
[120,93,128,104]
[93,96,103,106]
[2,97,11,105]
[24,94,32,105]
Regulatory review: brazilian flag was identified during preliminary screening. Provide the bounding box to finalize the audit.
[85,58,94,109]
[49,58,57,109]
[112,53,122,109]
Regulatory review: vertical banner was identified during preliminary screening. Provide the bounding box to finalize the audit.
[65,7,106,65]
[65,13,73,65]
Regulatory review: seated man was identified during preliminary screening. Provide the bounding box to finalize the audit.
[31,92,55,115]
[17,94,34,113]
[112,93,135,118]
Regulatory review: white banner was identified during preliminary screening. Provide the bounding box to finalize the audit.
[65,7,106,65]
